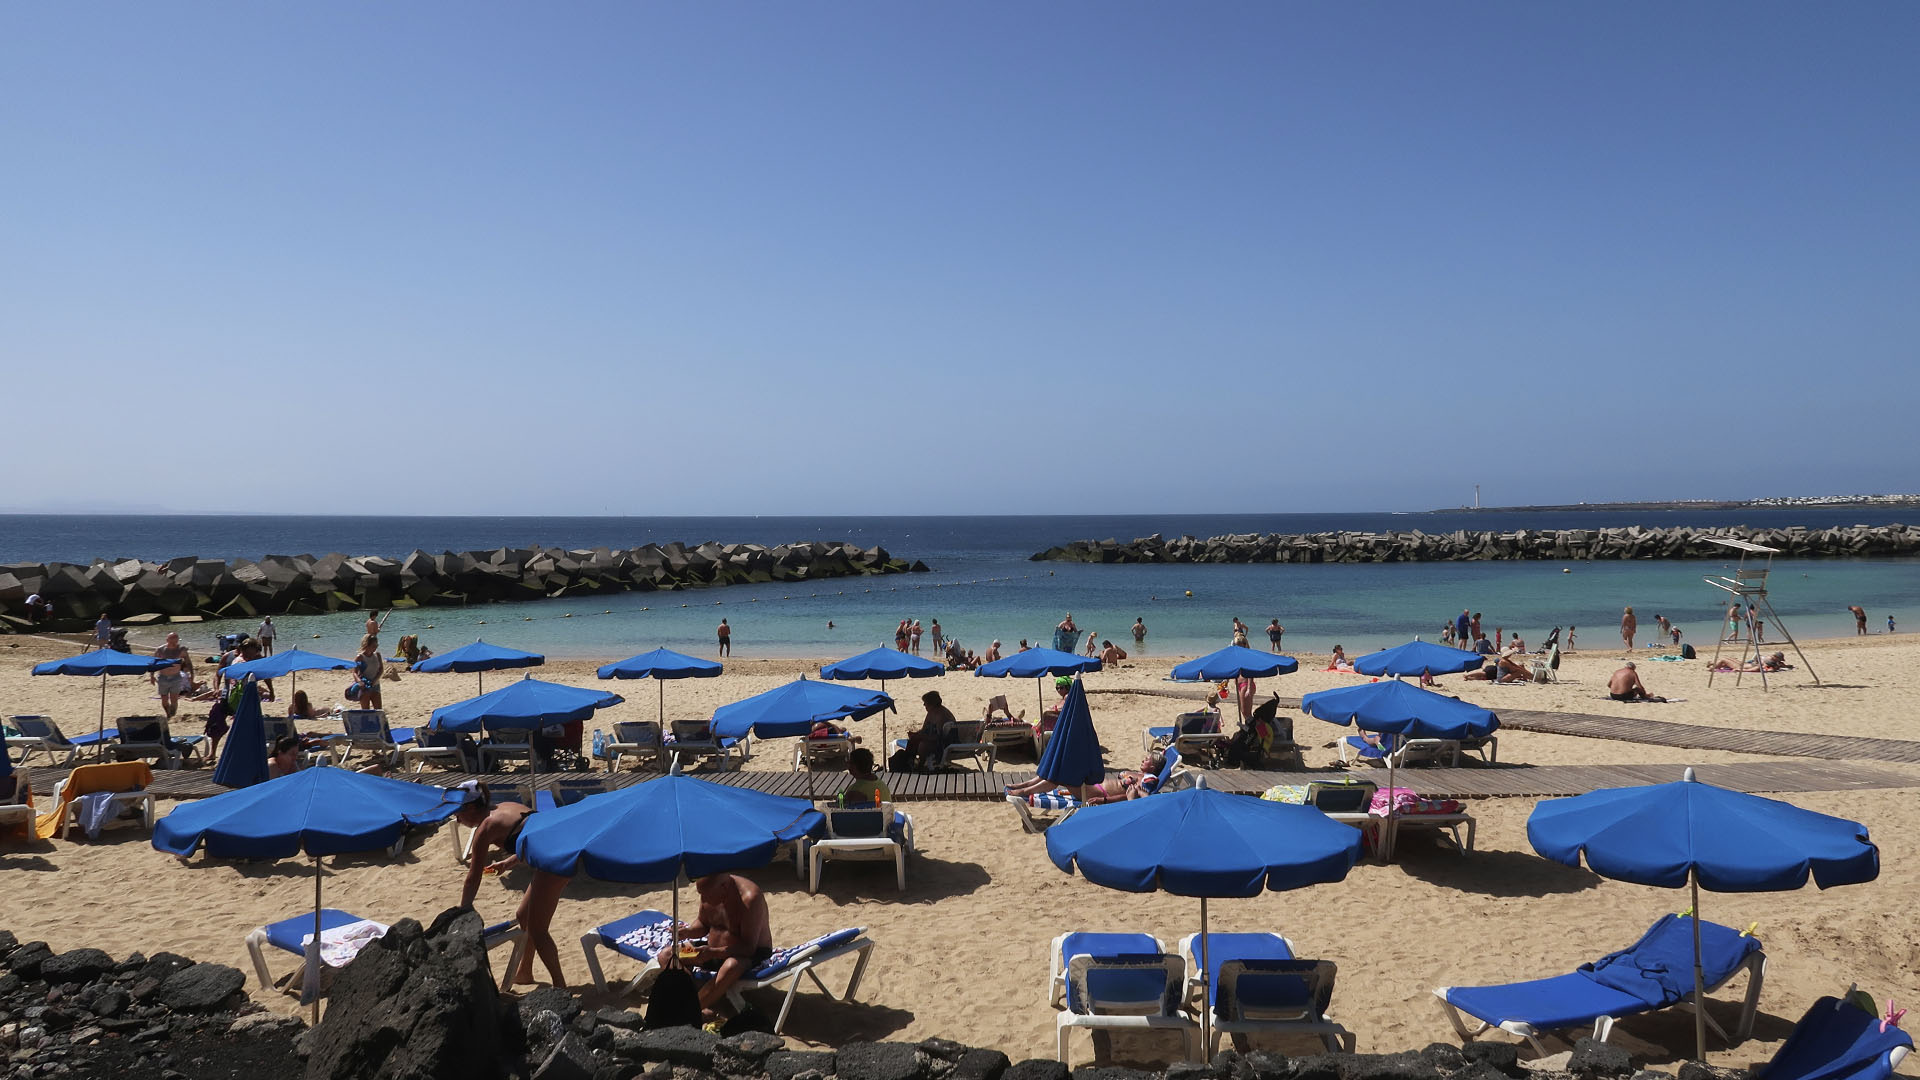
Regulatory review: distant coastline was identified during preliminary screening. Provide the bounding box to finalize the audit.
[1427,495,1920,514]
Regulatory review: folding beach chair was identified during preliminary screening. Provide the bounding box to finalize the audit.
[0,771,34,835]
[245,908,526,995]
[6,716,108,767]
[667,720,743,772]
[1304,780,1385,856]
[1057,951,1197,1065]
[981,720,1039,760]
[808,803,914,893]
[112,716,206,770]
[793,733,854,772]
[1434,913,1765,1055]
[578,910,876,1033]
[534,775,614,811]
[400,729,468,773]
[47,763,156,840]
[337,710,415,769]
[596,720,664,772]
[1049,932,1164,1008]
[1143,704,1231,765]
[479,727,535,774]
[1008,748,1188,834]
[1759,990,1911,1080]
[1210,959,1354,1054]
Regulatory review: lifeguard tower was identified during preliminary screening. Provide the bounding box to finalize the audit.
[1703,538,1817,690]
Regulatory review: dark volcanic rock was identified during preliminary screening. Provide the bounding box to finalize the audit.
[158,963,246,1013]
[608,1025,721,1068]
[713,1030,786,1075]
[766,1050,838,1080]
[1460,1043,1523,1077]
[952,1049,1013,1080]
[1569,1038,1634,1078]
[40,947,115,986]
[1004,1061,1071,1080]
[8,940,52,980]
[838,1041,929,1080]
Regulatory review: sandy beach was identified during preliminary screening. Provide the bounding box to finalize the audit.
[4,630,1917,1070]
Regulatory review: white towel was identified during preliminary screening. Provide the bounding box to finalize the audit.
[75,792,119,839]
[301,919,390,968]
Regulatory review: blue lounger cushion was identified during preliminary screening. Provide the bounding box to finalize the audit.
[593,911,860,981]
[1189,932,1295,1009]
[1763,996,1913,1080]
[1060,932,1163,1013]
[262,909,369,954]
[1445,915,1761,1032]
[751,927,865,980]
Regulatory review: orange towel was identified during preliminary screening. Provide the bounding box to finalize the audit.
[35,760,153,839]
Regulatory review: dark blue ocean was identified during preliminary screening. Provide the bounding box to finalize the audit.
[4,511,1917,658]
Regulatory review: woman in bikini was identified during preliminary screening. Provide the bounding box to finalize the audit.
[454,785,566,986]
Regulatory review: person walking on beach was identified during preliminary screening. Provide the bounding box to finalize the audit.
[152,632,193,719]
[1455,610,1470,646]
[257,616,276,655]
[92,613,111,652]
[1266,619,1284,651]
[1849,605,1868,635]
[1566,625,1577,652]
[354,634,384,710]
[1133,617,1146,642]
[1621,607,1637,652]
[1889,615,1897,633]
[1726,603,1743,642]
[717,618,731,657]
[1654,614,1670,640]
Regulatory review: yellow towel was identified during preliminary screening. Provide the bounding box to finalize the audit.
[36,760,153,839]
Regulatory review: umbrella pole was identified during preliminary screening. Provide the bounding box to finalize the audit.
[97,675,109,761]
[658,680,665,727]
[1384,750,1397,863]
[880,679,887,749]
[306,855,323,1024]
[1199,897,1211,1061]
[1691,873,1706,1061]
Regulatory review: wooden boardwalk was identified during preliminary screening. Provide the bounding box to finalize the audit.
[1093,688,1920,765]
[27,758,1918,803]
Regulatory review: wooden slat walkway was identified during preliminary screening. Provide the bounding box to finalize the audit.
[29,759,1919,802]
[1092,688,1920,765]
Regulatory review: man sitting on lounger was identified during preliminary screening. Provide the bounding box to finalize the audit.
[1608,662,1667,702]
[673,872,774,1019]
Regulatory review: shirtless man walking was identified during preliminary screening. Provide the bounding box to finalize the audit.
[675,873,773,1016]
[152,632,194,719]
[717,618,731,657]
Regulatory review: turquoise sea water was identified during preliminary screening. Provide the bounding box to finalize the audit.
[5,511,1917,659]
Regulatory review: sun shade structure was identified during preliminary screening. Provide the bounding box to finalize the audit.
[1032,677,1103,790]
[711,678,893,740]
[1171,645,1299,682]
[978,646,1101,720]
[816,648,939,745]
[1301,680,1499,859]
[30,649,171,752]
[219,648,354,699]
[412,639,546,694]
[1527,768,1879,1060]
[597,648,721,727]
[153,767,464,1018]
[1046,782,1363,1055]
[516,774,824,936]
[428,675,624,734]
[211,680,269,789]
[1352,641,1486,678]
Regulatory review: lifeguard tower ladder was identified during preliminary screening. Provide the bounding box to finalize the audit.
[1704,538,1817,690]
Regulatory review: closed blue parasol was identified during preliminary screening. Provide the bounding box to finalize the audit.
[1046,782,1362,1055]
[413,639,546,694]
[710,678,893,740]
[212,680,269,789]
[1527,768,1879,1059]
[1032,677,1103,791]
[516,774,823,935]
[219,648,354,699]
[597,647,721,728]
[1352,641,1485,678]
[1171,645,1299,682]
[428,675,624,734]
[153,766,464,1014]
[1301,680,1499,859]
[31,649,172,753]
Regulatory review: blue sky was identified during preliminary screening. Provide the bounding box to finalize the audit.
[3,4,1915,516]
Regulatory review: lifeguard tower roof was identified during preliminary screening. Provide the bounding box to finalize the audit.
[1706,537,1781,554]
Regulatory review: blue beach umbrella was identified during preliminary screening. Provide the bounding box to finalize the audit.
[31,649,172,752]
[428,674,624,734]
[1171,645,1300,682]
[711,678,893,740]
[1032,677,1104,792]
[1046,783,1363,1056]
[819,647,942,745]
[219,647,354,699]
[212,680,269,789]
[597,647,722,727]
[517,773,823,932]
[1301,680,1500,859]
[154,766,464,1015]
[978,646,1101,720]
[1528,768,1879,1060]
[413,639,546,694]
[1352,640,1485,679]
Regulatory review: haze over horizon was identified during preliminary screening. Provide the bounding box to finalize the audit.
[4,4,1915,518]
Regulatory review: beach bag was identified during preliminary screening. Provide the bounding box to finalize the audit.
[719,1003,774,1036]
[888,747,916,773]
[643,966,702,1029]
[1681,643,1697,660]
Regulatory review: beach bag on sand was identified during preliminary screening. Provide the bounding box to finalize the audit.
[644,967,702,1029]
[888,747,916,773]
[1681,643,1697,660]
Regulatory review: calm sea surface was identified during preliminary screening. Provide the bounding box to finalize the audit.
[4,511,1917,659]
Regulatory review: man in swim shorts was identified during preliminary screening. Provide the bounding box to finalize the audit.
[1607,661,1665,702]
[676,872,774,1017]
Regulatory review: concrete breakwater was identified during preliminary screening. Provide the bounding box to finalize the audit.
[0,541,927,632]
[1033,524,1920,564]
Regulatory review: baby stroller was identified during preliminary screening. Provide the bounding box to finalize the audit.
[107,627,131,653]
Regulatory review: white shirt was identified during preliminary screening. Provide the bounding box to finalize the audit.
[258,620,276,640]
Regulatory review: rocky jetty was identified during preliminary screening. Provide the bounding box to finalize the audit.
[1033,524,1920,565]
[0,541,928,633]
[0,919,1761,1080]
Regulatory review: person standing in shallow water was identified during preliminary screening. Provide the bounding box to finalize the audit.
[717,618,730,657]
[1133,617,1146,642]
